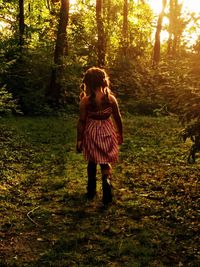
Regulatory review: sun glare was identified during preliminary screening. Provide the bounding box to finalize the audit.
[70,0,77,5]
[147,0,200,14]
[182,0,200,13]
[147,0,200,46]
[147,0,163,14]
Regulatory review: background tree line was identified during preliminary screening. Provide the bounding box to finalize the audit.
[0,0,200,130]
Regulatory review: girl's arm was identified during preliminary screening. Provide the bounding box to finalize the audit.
[76,97,87,152]
[110,95,123,144]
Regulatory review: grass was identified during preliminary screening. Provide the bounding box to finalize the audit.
[0,114,199,267]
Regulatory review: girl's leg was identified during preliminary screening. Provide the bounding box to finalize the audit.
[100,164,113,205]
[87,161,97,199]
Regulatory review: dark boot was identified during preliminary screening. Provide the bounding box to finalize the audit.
[87,161,97,199]
[102,174,113,205]
[87,176,96,199]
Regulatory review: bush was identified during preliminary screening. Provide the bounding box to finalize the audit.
[182,122,200,163]
[125,99,159,115]
[1,48,53,115]
[0,85,21,115]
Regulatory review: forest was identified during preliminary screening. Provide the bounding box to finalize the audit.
[0,0,200,266]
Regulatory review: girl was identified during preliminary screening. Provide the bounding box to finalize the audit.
[76,67,123,206]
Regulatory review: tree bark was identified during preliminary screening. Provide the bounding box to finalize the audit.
[167,0,183,57]
[104,0,111,59]
[48,0,69,107]
[167,0,173,55]
[122,0,129,57]
[19,0,25,47]
[54,0,69,64]
[96,0,106,66]
[46,0,51,10]
[153,0,167,65]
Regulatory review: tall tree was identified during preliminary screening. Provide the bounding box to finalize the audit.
[19,0,25,48]
[48,0,69,107]
[103,0,111,61]
[96,0,106,66]
[153,0,167,65]
[167,0,184,57]
[122,0,129,57]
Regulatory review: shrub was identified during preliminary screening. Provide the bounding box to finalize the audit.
[0,85,21,115]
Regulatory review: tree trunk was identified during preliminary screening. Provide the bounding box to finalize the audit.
[54,0,69,64]
[172,32,178,55]
[96,0,106,66]
[167,32,172,55]
[19,0,25,47]
[48,0,69,107]
[167,0,173,56]
[122,0,129,57]
[153,0,167,65]
[171,0,181,56]
[104,0,111,60]
[46,0,51,10]
[167,0,183,57]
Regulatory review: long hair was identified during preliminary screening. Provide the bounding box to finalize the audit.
[80,67,112,107]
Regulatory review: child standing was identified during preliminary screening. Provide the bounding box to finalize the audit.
[76,67,123,206]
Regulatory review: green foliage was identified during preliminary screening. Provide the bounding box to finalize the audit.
[125,99,159,115]
[109,60,156,113]
[0,0,54,47]
[68,2,97,66]
[24,0,53,46]
[0,85,20,115]
[145,58,200,163]
[61,61,84,108]
[1,48,54,115]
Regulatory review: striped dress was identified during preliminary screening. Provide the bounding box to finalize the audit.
[82,106,118,164]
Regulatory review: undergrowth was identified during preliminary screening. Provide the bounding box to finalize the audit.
[0,114,199,267]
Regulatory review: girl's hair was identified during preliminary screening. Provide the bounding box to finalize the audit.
[80,67,112,106]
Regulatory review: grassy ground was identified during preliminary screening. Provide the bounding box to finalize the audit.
[0,114,199,267]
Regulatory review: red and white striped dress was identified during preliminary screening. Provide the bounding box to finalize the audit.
[82,106,118,164]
